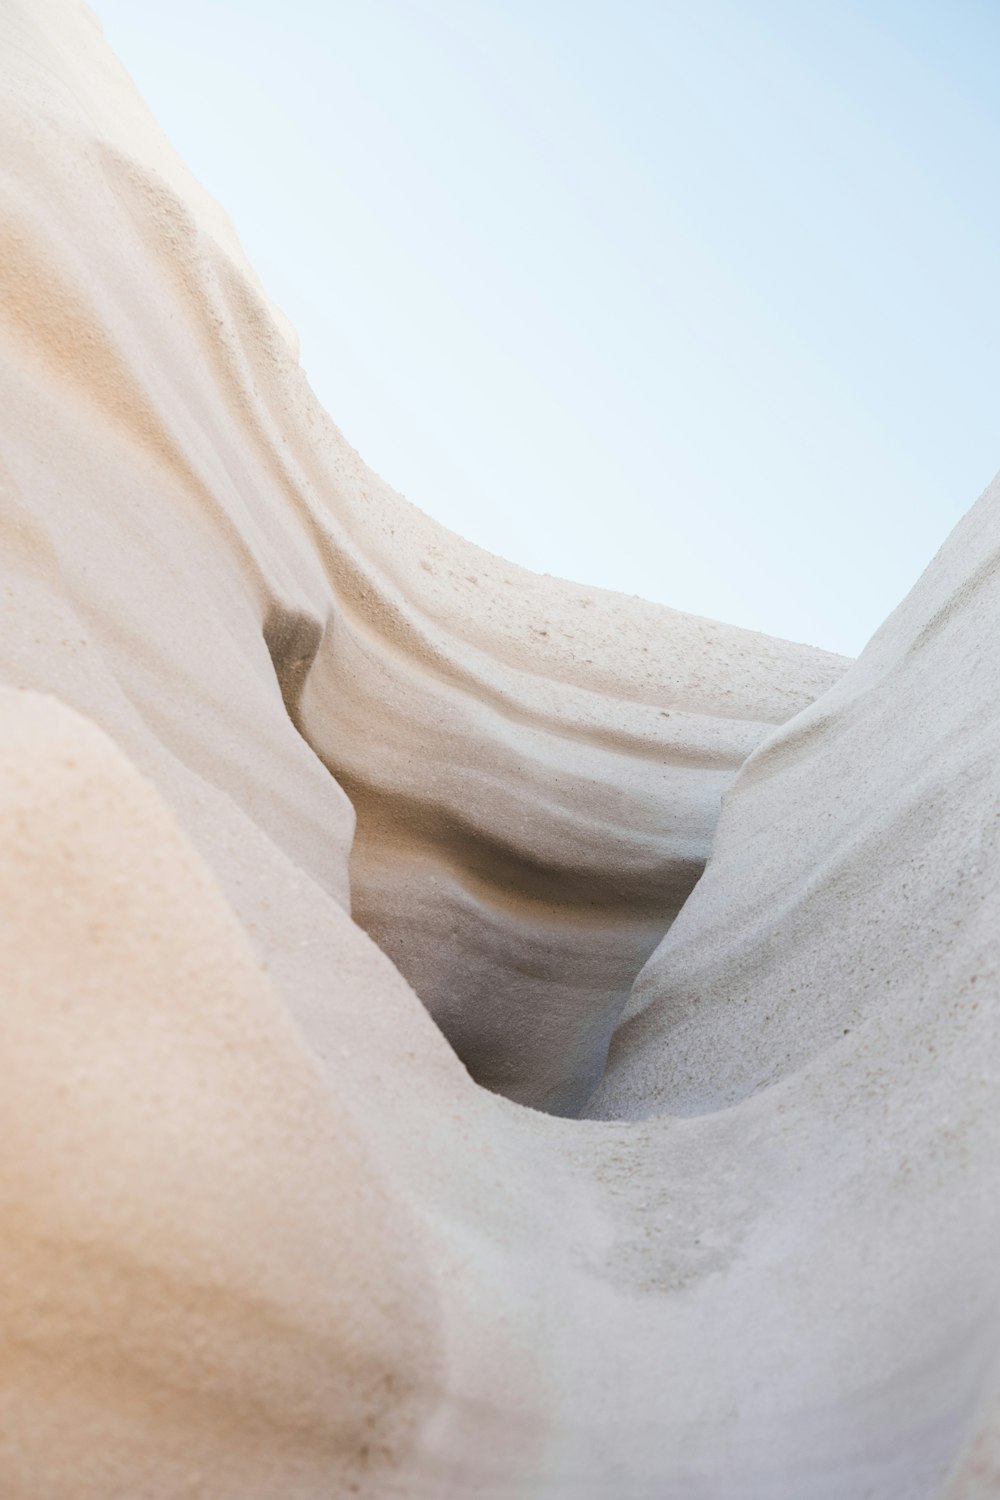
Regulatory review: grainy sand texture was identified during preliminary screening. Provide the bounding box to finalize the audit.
[1,2,998,1495]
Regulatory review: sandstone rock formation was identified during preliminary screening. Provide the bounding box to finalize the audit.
[1,2,997,1495]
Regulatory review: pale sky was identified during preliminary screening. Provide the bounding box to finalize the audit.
[94,0,1000,656]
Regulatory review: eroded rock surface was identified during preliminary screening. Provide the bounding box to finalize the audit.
[0,2,997,1495]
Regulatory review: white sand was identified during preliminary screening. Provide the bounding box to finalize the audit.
[0,1,997,1494]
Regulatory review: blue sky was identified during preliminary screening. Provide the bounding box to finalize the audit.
[95,0,1000,655]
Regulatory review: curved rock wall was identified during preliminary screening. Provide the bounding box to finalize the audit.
[0,0,845,1116]
[1,2,997,1496]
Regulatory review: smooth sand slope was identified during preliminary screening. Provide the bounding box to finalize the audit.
[0,2,997,1495]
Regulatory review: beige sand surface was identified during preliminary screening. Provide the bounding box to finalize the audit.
[0,1,997,1495]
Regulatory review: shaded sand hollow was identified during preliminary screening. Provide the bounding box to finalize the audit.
[1,2,998,1495]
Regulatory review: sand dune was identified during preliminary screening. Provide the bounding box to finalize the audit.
[1,1,997,1494]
